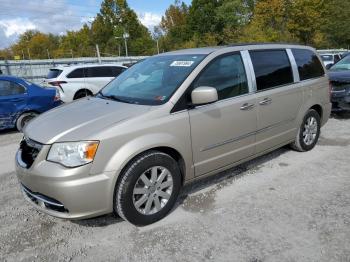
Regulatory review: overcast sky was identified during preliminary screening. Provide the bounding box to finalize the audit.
[0,0,191,49]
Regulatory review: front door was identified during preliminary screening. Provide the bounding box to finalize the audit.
[189,53,257,176]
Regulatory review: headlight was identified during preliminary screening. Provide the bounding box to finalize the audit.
[47,141,99,167]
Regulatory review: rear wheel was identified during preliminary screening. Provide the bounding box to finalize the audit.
[16,112,38,132]
[114,151,181,226]
[290,109,321,152]
[73,89,92,100]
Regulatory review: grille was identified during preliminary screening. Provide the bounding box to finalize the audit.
[19,137,42,169]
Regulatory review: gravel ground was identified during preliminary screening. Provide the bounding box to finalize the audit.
[1,115,350,262]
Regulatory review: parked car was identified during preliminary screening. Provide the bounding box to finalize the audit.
[0,75,61,131]
[16,44,331,226]
[320,53,341,68]
[328,55,350,112]
[43,64,127,103]
[341,51,350,59]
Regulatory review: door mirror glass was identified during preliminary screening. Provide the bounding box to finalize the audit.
[191,86,218,106]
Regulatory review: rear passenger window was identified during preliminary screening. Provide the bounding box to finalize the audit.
[292,49,325,81]
[250,50,294,91]
[193,53,249,100]
[0,80,25,96]
[67,68,85,78]
[86,67,117,78]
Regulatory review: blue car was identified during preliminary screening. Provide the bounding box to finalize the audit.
[0,75,62,131]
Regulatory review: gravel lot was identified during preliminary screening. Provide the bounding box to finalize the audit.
[1,115,350,262]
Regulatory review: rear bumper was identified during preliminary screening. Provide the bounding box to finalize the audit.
[331,90,350,111]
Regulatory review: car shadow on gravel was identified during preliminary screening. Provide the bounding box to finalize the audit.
[175,146,290,212]
[74,146,290,227]
[73,213,123,227]
[331,112,350,120]
[0,128,18,135]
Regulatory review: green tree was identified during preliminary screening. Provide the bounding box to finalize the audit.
[92,0,154,55]
[159,0,191,50]
[321,0,350,48]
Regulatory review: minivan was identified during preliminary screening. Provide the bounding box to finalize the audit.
[16,44,331,226]
[44,64,127,103]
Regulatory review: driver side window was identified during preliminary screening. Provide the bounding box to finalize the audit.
[193,53,249,100]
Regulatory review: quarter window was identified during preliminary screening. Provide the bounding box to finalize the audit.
[250,50,294,91]
[0,80,25,96]
[67,68,85,78]
[86,67,111,78]
[292,49,325,81]
[193,53,249,100]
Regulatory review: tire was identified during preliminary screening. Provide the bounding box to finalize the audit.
[290,109,321,152]
[73,90,92,100]
[16,112,38,132]
[115,151,182,226]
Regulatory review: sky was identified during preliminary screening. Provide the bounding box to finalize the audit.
[0,0,191,49]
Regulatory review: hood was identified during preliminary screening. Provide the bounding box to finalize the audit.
[25,97,151,144]
[328,70,350,83]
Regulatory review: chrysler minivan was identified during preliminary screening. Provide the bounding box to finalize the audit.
[16,44,331,226]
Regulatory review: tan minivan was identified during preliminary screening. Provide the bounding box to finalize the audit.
[16,44,331,226]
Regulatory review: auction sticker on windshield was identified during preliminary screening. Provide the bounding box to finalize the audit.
[170,61,194,67]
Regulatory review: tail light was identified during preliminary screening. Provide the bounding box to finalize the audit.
[48,81,66,92]
[329,81,332,101]
[54,89,61,102]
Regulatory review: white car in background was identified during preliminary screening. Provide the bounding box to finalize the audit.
[319,53,341,68]
[44,64,127,103]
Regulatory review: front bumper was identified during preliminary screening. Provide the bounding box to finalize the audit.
[15,146,118,220]
[331,89,350,112]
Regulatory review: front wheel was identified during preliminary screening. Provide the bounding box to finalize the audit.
[114,151,181,226]
[16,112,38,132]
[290,109,321,152]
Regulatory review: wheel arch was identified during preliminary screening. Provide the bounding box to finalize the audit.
[309,104,323,119]
[115,146,186,187]
[74,88,93,99]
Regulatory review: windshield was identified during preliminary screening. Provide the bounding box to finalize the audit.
[320,55,333,62]
[330,55,350,71]
[47,69,63,79]
[99,54,205,105]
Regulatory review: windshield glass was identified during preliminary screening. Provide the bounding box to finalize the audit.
[320,55,333,62]
[99,54,205,105]
[330,55,350,71]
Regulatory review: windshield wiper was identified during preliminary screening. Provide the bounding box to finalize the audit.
[97,92,135,104]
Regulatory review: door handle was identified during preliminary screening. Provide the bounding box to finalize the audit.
[259,98,272,106]
[240,103,255,111]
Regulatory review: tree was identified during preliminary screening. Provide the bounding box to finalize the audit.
[11,30,60,59]
[321,0,350,48]
[239,0,294,43]
[159,1,191,50]
[287,0,325,45]
[92,0,154,55]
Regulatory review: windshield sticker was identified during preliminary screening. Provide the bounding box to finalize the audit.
[155,96,167,101]
[170,61,194,67]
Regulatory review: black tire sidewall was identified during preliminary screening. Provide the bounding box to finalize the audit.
[115,152,181,226]
[298,110,321,151]
[16,113,36,131]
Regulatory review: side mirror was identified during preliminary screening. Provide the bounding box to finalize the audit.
[191,86,218,106]
[326,63,334,70]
